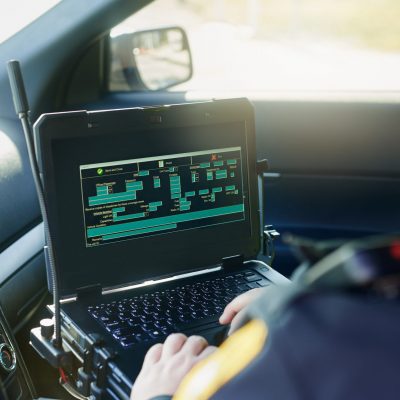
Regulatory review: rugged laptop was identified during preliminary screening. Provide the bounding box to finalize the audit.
[34,98,288,398]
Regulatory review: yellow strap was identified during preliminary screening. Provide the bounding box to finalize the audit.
[173,319,268,400]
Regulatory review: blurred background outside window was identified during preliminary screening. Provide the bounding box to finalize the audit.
[110,0,400,93]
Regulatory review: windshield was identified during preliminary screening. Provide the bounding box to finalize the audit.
[0,0,60,45]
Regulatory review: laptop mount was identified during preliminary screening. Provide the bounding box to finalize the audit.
[256,159,280,267]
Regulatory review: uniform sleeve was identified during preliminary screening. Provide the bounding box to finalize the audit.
[212,292,400,400]
[210,330,299,400]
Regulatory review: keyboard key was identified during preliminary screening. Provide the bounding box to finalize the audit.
[189,303,203,312]
[142,322,157,332]
[161,326,174,335]
[129,316,142,325]
[244,274,262,282]
[154,321,168,330]
[140,315,152,324]
[143,307,158,315]
[120,336,136,347]
[175,315,220,332]
[113,326,135,338]
[117,310,131,318]
[90,310,100,319]
[105,322,120,332]
[149,330,162,339]
[178,313,192,323]
[166,309,180,319]
[201,301,215,309]
[127,324,145,334]
[101,317,119,326]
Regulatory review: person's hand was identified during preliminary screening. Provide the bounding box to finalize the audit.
[130,333,217,400]
[219,288,263,335]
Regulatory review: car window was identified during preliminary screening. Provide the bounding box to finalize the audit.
[0,0,60,44]
[109,0,400,94]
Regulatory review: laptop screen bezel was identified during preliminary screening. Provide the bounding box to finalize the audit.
[34,99,260,298]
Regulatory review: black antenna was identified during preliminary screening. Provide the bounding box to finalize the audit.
[7,60,62,349]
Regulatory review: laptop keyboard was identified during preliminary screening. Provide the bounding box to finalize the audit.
[88,270,270,347]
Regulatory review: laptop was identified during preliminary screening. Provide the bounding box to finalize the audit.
[33,98,288,397]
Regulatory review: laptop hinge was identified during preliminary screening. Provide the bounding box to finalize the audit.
[76,283,102,302]
[221,254,244,272]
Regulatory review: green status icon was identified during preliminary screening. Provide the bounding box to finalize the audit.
[97,168,104,176]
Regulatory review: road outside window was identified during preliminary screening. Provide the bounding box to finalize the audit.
[109,0,400,94]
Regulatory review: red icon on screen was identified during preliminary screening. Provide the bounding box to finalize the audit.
[211,154,217,161]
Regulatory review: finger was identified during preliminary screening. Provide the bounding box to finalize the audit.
[219,294,247,324]
[228,309,246,336]
[219,289,261,325]
[143,343,163,366]
[181,335,208,356]
[161,333,187,359]
[219,307,236,325]
[197,345,218,361]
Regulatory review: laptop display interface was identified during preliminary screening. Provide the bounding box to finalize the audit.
[80,147,245,247]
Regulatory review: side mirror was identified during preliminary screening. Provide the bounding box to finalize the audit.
[110,26,193,91]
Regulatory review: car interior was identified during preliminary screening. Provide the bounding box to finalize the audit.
[0,0,399,399]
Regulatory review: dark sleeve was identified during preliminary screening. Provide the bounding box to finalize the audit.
[148,396,172,400]
[210,336,298,400]
[212,293,400,400]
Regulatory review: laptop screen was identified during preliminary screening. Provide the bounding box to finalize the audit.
[80,146,245,247]
[36,99,260,297]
